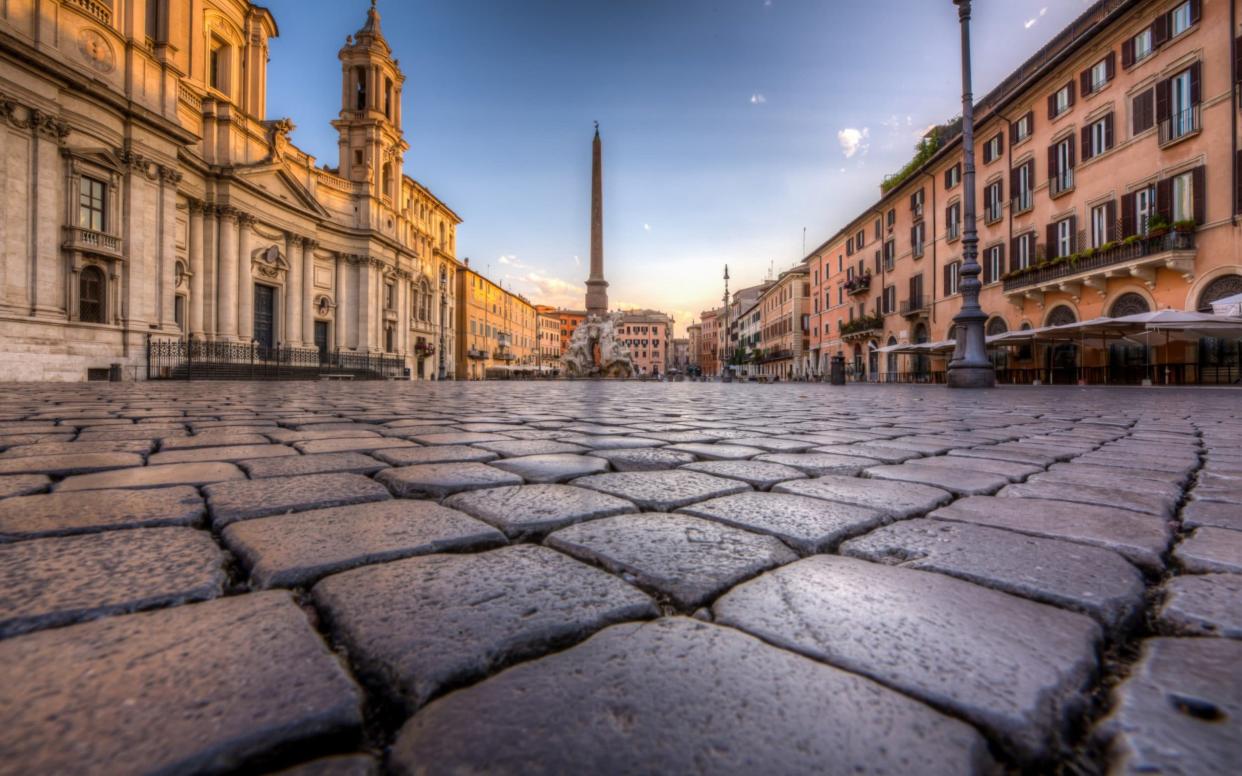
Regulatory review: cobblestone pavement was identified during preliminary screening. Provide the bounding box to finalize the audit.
[1,381,1239,775]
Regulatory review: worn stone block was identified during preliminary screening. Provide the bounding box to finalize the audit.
[377,462,523,498]
[774,474,952,519]
[571,470,751,511]
[444,484,637,539]
[206,473,391,527]
[488,453,610,483]
[0,486,204,540]
[1157,574,1242,639]
[57,462,246,492]
[1175,528,1242,574]
[677,491,884,554]
[586,447,697,471]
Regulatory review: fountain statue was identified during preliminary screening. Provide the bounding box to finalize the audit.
[563,312,634,378]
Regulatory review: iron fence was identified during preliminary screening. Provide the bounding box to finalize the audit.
[147,338,405,380]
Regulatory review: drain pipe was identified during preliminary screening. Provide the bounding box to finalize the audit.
[1232,0,1238,225]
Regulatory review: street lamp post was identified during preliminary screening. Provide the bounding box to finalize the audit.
[947,0,996,389]
[721,265,732,382]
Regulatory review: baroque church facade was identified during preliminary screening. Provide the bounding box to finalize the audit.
[0,0,461,380]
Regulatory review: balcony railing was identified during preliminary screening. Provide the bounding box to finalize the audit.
[63,226,124,260]
[1003,230,1196,293]
[900,296,929,318]
[1012,190,1034,215]
[947,222,961,242]
[840,314,884,338]
[1050,169,1075,197]
[1159,106,1200,146]
[760,349,794,363]
[844,274,872,295]
[65,0,111,24]
[467,348,490,360]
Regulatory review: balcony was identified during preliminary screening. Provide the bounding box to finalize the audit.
[467,348,490,360]
[1159,106,1200,147]
[760,349,794,363]
[844,273,872,296]
[840,314,884,340]
[493,349,517,362]
[63,226,124,261]
[900,296,929,319]
[65,0,111,24]
[1049,169,1074,198]
[1002,230,1196,301]
[947,222,961,242]
[1011,190,1034,216]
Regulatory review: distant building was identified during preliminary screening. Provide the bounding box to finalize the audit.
[686,323,702,375]
[456,264,537,380]
[670,338,690,374]
[699,309,721,377]
[617,309,673,377]
[757,264,810,380]
[556,310,587,356]
[535,305,561,371]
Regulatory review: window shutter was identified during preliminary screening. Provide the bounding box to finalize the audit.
[1153,15,1169,47]
[1121,192,1136,237]
[1068,215,1078,252]
[1010,166,1020,195]
[998,242,1006,276]
[1081,126,1092,160]
[910,225,917,247]
[1104,113,1114,151]
[943,264,951,296]
[1105,51,1116,81]
[1237,37,1242,85]
[1122,38,1135,69]
[1189,62,1201,105]
[1024,111,1034,136]
[874,250,881,275]
[997,177,1005,202]
[997,132,1005,156]
[1048,92,1057,119]
[1046,224,1058,258]
[945,204,952,229]
[1067,135,1076,168]
[983,142,992,164]
[1047,144,1058,179]
[1106,199,1118,242]
[1156,177,1173,221]
[1011,236,1021,265]
[1189,0,1201,25]
[1066,80,1076,107]
[910,192,917,210]
[1010,119,1018,145]
[982,252,992,285]
[1191,166,1205,225]
[909,275,917,302]
[1080,68,1092,96]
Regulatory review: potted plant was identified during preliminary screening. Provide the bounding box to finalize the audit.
[1146,215,1171,238]
[1173,219,1197,234]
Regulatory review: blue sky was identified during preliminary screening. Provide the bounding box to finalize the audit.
[266,0,1092,333]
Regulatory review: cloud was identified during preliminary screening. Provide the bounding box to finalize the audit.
[643,223,652,232]
[572,255,581,266]
[837,127,870,158]
[497,254,532,270]
[515,272,586,309]
[1024,7,1048,28]
[749,93,767,105]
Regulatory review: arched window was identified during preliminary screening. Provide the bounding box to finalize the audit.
[1109,293,1151,318]
[355,66,367,110]
[1046,305,1077,328]
[419,281,432,321]
[1197,275,1242,312]
[384,77,393,119]
[209,37,231,95]
[80,266,106,323]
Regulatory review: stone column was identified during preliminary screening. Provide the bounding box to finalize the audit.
[237,214,255,342]
[397,275,408,357]
[302,240,316,346]
[356,258,372,351]
[335,254,348,349]
[285,234,302,346]
[188,201,205,336]
[201,203,217,336]
[216,208,239,339]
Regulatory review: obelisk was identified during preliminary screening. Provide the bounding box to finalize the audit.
[584,122,609,318]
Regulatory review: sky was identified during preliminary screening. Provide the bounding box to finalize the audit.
[265,0,1095,335]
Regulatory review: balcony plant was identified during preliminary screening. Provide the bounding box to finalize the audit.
[1146,215,1171,238]
[844,273,872,294]
[1173,219,1197,234]
[840,314,884,336]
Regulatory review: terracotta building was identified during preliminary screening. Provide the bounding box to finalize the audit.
[455,265,537,380]
[698,308,721,377]
[686,322,702,375]
[535,305,561,371]
[756,264,810,380]
[556,310,587,356]
[617,309,673,376]
[0,0,461,380]
[809,0,1240,383]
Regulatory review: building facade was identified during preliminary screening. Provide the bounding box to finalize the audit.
[756,265,810,380]
[698,308,721,377]
[535,305,561,371]
[617,309,672,376]
[686,322,702,375]
[670,337,690,374]
[556,310,586,357]
[731,299,763,379]
[0,0,462,380]
[809,0,1240,383]
[455,265,537,379]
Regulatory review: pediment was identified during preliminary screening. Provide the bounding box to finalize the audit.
[235,163,331,218]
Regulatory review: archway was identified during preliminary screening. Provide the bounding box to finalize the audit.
[867,341,879,383]
[912,323,930,381]
[1196,274,1242,384]
[885,336,898,382]
[1108,293,1151,383]
[851,344,864,381]
[1045,305,1078,384]
[986,317,1008,375]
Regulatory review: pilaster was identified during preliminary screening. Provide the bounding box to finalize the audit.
[188,200,205,336]
[237,213,255,342]
[216,207,239,339]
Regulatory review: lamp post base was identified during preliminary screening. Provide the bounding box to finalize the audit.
[947,364,996,389]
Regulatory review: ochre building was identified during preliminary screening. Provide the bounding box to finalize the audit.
[808,0,1240,383]
[0,0,460,380]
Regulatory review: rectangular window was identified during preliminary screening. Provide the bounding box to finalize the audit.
[945,164,961,189]
[884,240,895,272]
[1090,59,1109,92]
[883,285,896,314]
[1057,218,1074,257]
[985,182,1003,223]
[1133,29,1153,62]
[1091,204,1109,248]
[79,177,106,232]
[856,230,865,249]
[946,202,961,240]
[946,262,961,296]
[1054,84,1071,116]
[1014,162,1033,212]
[1163,67,1198,143]
[1171,171,1194,222]
[1088,115,1112,158]
[385,283,395,310]
[1016,233,1033,270]
[1171,1,1193,36]
[984,134,1002,163]
[886,209,896,227]
[912,222,925,257]
[1052,137,1074,195]
[987,246,1003,284]
[1132,89,1155,135]
[1013,113,1032,143]
[1136,186,1154,234]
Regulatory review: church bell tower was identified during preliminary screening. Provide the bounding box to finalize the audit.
[332,1,408,224]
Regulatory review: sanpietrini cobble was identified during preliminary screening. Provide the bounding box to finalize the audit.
[0,381,1238,774]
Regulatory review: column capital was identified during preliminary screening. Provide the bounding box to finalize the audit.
[187,199,206,215]
[237,212,257,228]
[217,205,240,222]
